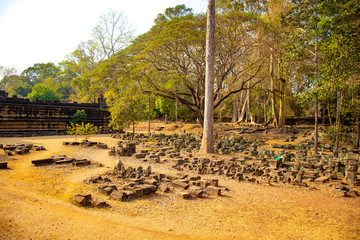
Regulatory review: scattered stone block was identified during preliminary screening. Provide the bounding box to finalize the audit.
[198,180,211,188]
[31,158,55,166]
[92,197,110,208]
[348,190,359,197]
[55,158,75,164]
[98,185,117,195]
[171,180,189,190]
[97,143,108,149]
[0,162,8,169]
[314,176,330,183]
[177,191,191,199]
[109,190,126,201]
[134,153,147,159]
[135,184,156,195]
[159,184,171,193]
[73,159,90,166]
[5,150,12,156]
[143,179,158,186]
[74,194,92,207]
[205,186,222,196]
[134,188,144,197]
[330,189,348,197]
[188,186,204,198]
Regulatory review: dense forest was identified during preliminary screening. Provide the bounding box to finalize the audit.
[0,0,359,147]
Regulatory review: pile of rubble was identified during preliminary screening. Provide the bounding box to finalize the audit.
[32,155,90,166]
[112,132,269,155]
[129,140,359,197]
[108,142,136,156]
[0,143,46,169]
[63,140,108,149]
[74,161,225,207]
[1,143,45,156]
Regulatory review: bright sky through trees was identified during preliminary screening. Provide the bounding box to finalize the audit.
[0,0,207,72]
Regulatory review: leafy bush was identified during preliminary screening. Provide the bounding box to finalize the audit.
[72,110,87,124]
[67,122,102,140]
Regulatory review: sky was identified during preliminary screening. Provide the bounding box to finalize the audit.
[0,0,207,72]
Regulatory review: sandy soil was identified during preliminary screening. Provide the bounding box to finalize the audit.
[0,122,359,240]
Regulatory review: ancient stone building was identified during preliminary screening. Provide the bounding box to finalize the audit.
[0,90,110,136]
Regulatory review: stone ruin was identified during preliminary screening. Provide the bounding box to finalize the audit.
[0,90,110,137]
[31,155,90,167]
[108,141,136,156]
[1,143,46,156]
[63,140,108,149]
[73,161,226,207]
[109,131,359,198]
[0,143,46,169]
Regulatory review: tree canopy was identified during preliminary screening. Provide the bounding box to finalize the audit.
[27,83,60,101]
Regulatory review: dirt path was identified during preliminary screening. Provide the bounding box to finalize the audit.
[0,133,359,239]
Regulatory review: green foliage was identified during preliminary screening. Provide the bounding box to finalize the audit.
[72,110,87,124]
[27,83,60,101]
[21,63,60,86]
[107,76,147,130]
[155,96,175,118]
[66,122,102,140]
[323,125,354,146]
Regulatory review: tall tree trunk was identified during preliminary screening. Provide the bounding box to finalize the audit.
[327,102,332,125]
[245,81,251,122]
[148,96,151,132]
[237,91,244,122]
[314,19,319,154]
[232,100,238,123]
[132,119,135,140]
[239,97,248,123]
[278,56,286,128]
[175,82,179,122]
[264,97,268,124]
[357,121,360,150]
[314,95,319,154]
[256,94,261,123]
[270,52,278,127]
[335,90,342,151]
[200,0,215,153]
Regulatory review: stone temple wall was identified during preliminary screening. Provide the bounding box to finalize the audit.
[0,90,110,136]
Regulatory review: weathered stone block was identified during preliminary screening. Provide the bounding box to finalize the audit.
[92,197,110,208]
[330,189,348,197]
[74,194,92,206]
[205,186,222,196]
[159,184,171,193]
[135,184,156,195]
[134,153,147,159]
[0,162,8,169]
[188,186,204,198]
[177,191,191,199]
[98,185,117,195]
[314,176,330,183]
[109,190,126,201]
[171,180,189,190]
[32,158,54,166]
[143,179,158,186]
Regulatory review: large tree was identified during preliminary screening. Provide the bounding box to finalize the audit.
[124,5,266,126]
[92,9,135,60]
[200,0,216,153]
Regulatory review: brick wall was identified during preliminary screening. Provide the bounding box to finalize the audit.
[0,90,110,136]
